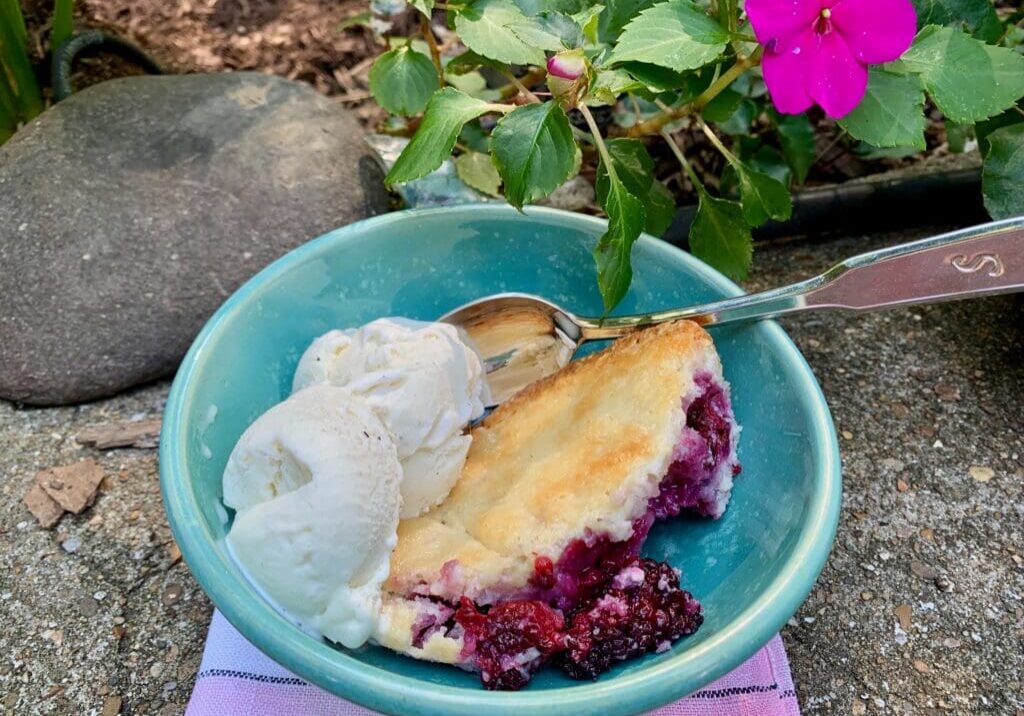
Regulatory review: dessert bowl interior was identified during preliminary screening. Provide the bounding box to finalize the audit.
[160,204,841,716]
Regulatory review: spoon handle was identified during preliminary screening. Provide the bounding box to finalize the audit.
[581,217,1024,337]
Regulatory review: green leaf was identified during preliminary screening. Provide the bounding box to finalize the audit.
[945,121,971,154]
[645,180,677,236]
[976,106,1023,155]
[609,0,729,73]
[981,123,1024,219]
[773,112,815,185]
[594,175,646,311]
[386,88,501,184]
[689,192,752,281]
[746,144,791,186]
[445,49,506,74]
[490,102,577,207]
[900,26,1024,124]
[52,0,74,52]
[455,0,547,65]
[594,139,674,235]
[573,4,604,43]
[852,141,920,160]
[838,69,927,150]
[702,88,743,123]
[735,165,792,226]
[454,151,503,196]
[410,0,435,16]
[586,69,643,106]
[369,46,440,116]
[458,120,492,153]
[719,98,758,135]
[445,70,502,100]
[514,12,584,50]
[616,62,689,92]
[910,0,1001,42]
[598,0,658,42]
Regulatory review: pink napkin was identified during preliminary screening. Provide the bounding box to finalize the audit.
[187,610,800,715]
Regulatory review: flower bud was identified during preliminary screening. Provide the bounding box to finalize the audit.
[546,49,590,109]
[546,49,587,81]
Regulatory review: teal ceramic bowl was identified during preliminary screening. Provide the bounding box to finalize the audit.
[160,205,841,716]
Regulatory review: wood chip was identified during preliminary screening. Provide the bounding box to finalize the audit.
[894,603,913,631]
[76,418,162,450]
[167,541,182,565]
[969,466,994,483]
[23,484,65,529]
[102,694,123,716]
[896,478,910,493]
[920,528,935,541]
[36,459,104,514]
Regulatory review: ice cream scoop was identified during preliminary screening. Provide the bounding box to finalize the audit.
[223,385,402,648]
[293,318,488,518]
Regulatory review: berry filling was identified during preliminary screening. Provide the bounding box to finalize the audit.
[409,373,735,689]
[451,556,702,689]
[557,558,703,680]
[454,598,565,690]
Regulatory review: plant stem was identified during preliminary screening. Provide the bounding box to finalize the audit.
[52,0,74,54]
[579,103,618,182]
[660,128,704,195]
[624,47,762,138]
[718,0,738,33]
[696,116,739,166]
[498,67,545,100]
[419,15,444,86]
[501,69,541,103]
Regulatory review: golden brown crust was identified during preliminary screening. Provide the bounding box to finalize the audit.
[384,320,720,601]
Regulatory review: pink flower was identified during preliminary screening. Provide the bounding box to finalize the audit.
[746,0,917,118]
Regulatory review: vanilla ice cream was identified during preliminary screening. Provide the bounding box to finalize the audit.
[223,385,402,648]
[292,318,488,517]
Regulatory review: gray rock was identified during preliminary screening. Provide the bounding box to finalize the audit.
[0,72,388,405]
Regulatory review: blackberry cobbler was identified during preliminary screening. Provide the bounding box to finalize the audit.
[372,321,741,689]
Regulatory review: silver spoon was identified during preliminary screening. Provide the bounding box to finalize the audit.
[440,217,1024,407]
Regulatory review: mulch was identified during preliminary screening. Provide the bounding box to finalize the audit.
[25,0,386,125]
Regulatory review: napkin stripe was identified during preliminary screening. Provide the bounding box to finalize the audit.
[197,669,308,686]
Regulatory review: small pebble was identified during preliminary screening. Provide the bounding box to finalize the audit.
[842,430,854,440]
[911,562,938,581]
[861,591,873,601]
[61,535,82,553]
[896,478,909,492]
[969,466,994,483]
[913,660,930,673]
[162,584,183,606]
[77,595,100,617]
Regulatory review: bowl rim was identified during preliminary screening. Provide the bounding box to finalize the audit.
[160,204,842,716]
